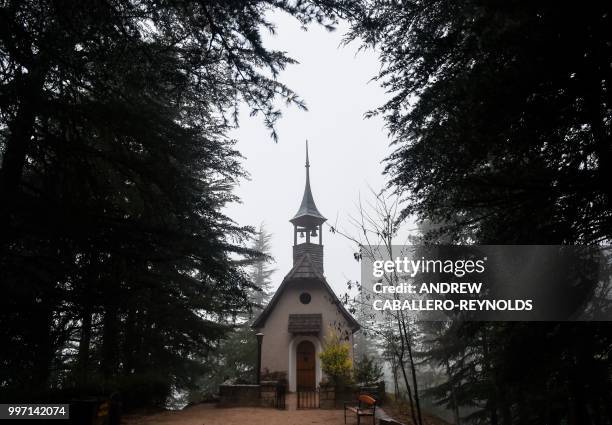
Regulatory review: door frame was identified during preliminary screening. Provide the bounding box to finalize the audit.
[296,340,316,389]
[288,335,322,392]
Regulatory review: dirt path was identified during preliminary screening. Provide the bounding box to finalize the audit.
[122,403,347,425]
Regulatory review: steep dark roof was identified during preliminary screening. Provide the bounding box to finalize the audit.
[252,254,360,332]
[290,142,326,226]
[285,251,324,280]
[291,175,325,224]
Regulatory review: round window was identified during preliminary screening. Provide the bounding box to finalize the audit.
[300,292,311,304]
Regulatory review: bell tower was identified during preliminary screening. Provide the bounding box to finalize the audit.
[290,141,326,273]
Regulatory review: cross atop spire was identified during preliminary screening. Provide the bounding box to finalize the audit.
[290,141,326,227]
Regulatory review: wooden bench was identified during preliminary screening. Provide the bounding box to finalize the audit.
[344,394,377,425]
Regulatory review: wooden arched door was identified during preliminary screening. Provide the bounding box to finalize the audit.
[296,340,316,389]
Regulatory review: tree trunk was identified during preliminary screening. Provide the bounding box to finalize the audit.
[444,357,461,425]
[567,368,591,425]
[0,65,46,233]
[391,355,401,398]
[404,322,423,425]
[397,351,419,425]
[31,302,55,390]
[77,302,93,386]
[481,329,498,425]
[101,288,120,379]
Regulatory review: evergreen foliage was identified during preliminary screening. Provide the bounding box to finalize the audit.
[354,354,383,385]
[248,224,276,312]
[195,224,275,399]
[349,0,612,245]
[0,0,340,407]
[346,2,612,423]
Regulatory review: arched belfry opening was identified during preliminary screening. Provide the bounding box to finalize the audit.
[290,141,326,273]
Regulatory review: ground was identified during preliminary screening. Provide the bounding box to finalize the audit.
[122,394,451,425]
[383,398,452,425]
[122,403,345,425]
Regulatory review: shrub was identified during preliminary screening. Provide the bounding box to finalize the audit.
[354,354,384,385]
[319,333,352,386]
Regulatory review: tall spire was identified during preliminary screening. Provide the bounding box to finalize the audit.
[290,141,326,227]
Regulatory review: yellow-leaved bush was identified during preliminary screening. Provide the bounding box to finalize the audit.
[319,331,353,386]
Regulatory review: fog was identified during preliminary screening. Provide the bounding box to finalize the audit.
[227,11,392,294]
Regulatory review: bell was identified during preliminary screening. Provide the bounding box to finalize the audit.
[310,229,318,237]
[299,231,305,238]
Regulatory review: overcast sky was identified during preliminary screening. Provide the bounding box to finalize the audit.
[227,12,396,295]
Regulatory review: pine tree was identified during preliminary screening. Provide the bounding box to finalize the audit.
[345,2,612,423]
[194,224,275,397]
[0,0,344,406]
[248,224,276,313]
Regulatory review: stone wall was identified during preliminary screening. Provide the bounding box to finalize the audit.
[319,384,357,409]
[359,381,386,402]
[319,384,335,409]
[318,382,385,409]
[218,384,261,407]
[218,382,283,408]
[259,381,278,407]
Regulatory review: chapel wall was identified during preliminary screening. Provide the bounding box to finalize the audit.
[259,278,355,381]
